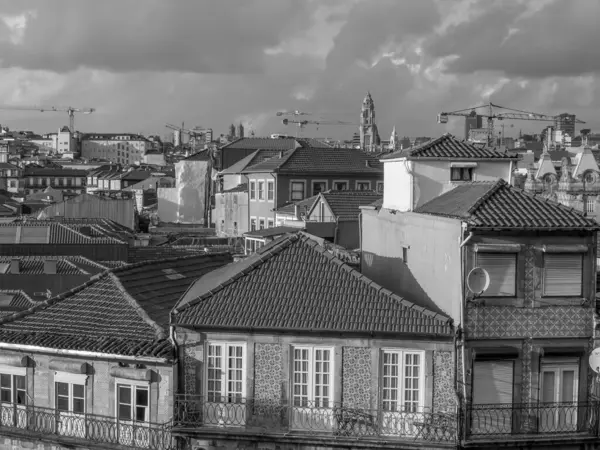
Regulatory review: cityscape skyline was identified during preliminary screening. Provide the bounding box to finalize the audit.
[0,0,598,139]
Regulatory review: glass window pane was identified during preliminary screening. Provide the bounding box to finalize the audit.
[118,385,132,405]
[561,371,575,402]
[14,376,25,390]
[0,374,10,389]
[118,404,131,421]
[542,371,556,403]
[57,396,69,411]
[136,388,149,407]
[73,398,85,414]
[73,384,84,398]
[135,406,147,422]
[56,382,69,396]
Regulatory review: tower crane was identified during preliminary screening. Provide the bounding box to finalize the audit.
[0,105,95,132]
[276,110,312,117]
[281,118,357,137]
[437,102,586,146]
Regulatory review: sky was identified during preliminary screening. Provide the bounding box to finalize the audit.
[0,0,599,141]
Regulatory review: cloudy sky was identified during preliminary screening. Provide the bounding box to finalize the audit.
[0,0,598,141]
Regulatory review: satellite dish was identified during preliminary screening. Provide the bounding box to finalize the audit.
[467,267,490,295]
[589,348,600,373]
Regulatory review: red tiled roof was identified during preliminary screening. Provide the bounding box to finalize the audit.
[0,222,126,244]
[0,253,232,359]
[0,290,35,311]
[222,183,248,194]
[242,147,384,175]
[220,150,282,175]
[382,134,518,160]
[173,233,452,336]
[243,226,299,238]
[221,137,328,151]
[415,179,599,230]
[275,195,319,216]
[318,190,382,220]
[0,256,107,275]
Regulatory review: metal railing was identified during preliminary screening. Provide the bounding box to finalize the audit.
[174,395,456,443]
[0,403,174,450]
[466,402,600,438]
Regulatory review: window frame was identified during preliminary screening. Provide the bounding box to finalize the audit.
[376,181,384,193]
[290,180,306,201]
[115,380,150,423]
[54,372,87,415]
[267,218,274,228]
[250,217,257,232]
[259,218,265,230]
[475,252,518,297]
[332,180,349,191]
[311,180,328,196]
[0,365,26,406]
[249,180,256,201]
[380,349,425,413]
[205,341,247,404]
[542,253,584,297]
[355,180,371,191]
[450,167,473,182]
[291,345,334,409]
[257,180,265,201]
[586,197,595,214]
[267,180,275,201]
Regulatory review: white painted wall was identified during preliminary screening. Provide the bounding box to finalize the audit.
[382,159,413,211]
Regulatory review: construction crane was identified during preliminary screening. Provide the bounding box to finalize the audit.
[281,118,357,137]
[437,102,586,146]
[0,105,95,132]
[276,110,312,117]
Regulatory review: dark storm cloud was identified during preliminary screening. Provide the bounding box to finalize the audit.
[427,0,600,78]
[0,0,311,74]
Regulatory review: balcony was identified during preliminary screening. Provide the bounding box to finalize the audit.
[466,402,599,441]
[0,403,174,450]
[174,395,457,446]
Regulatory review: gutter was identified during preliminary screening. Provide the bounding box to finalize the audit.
[0,343,170,365]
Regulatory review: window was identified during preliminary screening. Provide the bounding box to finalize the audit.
[250,218,257,232]
[117,384,148,422]
[0,373,25,405]
[356,181,371,191]
[267,219,274,228]
[402,247,408,263]
[249,181,256,200]
[291,181,305,201]
[292,347,332,408]
[259,219,265,230]
[471,360,514,434]
[258,181,265,201]
[206,342,245,403]
[540,359,579,430]
[381,350,423,414]
[267,180,274,201]
[56,381,85,414]
[451,167,473,181]
[9,181,16,188]
[376,181,384,193]
[312,181,327,196]
[476,253,517,296]
[233,222,238,234]
[333,181,348,191]
[586,197,595,214]
[543,253,583,296]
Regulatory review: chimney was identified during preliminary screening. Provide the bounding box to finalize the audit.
[44,259,57,275]
[10,259,19,274]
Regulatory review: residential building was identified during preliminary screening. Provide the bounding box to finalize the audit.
[55,126,77,158]
[359,92,381,152]
[171,232,455,450]
[22,167,86,197]
[361,179,599,447]
[241,146,383,237]
[218,136,329,171]
[0,253,232,450]
[0,143,22,193]
[81,133,151,165]
[123,176,175,212]
[242,225,298,254]
[274,195,318,227]
[381,133,517,212]
[86,164,122,193]
[465,112,483,140]
[143,150,166,166]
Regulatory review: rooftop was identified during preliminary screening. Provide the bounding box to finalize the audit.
[242,147,383,175]
[221,137,328,151]
[0,219,129,244]
[220,149,282,175]
[222,183,248,194]
[0,255,108,275]
[317,190,382,220]
[0,253,232,359]
[23,167,87,177]
[382,133,518,161]
[243,226,299,238]
[275,195,318,216]
[173,233,452,336]
[415,179,600,230]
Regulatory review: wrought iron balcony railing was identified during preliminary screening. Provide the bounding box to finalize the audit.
[466,402,600,438]
[0,403,174,450]
[174,395,457,443]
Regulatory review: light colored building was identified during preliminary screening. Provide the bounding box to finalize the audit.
[359,92,381,152]
[22,167,86,196]
[81,133,151,165]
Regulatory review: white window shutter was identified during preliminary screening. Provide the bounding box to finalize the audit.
[476,253,516,296]
[543,254,583,296]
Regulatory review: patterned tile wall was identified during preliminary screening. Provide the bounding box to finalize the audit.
[342,347,371,409]
[183,344,197,395]
[254,343,283,404]
[467,306,592,339]
[433,351,455,413]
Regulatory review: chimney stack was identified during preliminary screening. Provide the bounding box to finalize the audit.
[10,259,19,274]
[44,259,57,275]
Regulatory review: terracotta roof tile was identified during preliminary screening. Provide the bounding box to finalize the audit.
[319,190,382,220]
[382,134,518,160]
[0,256,107,275]
[415,180,599,230]
[275,195,319,216]
[0,253,232,359]
[173,233,452,336]
[221,137,328,151]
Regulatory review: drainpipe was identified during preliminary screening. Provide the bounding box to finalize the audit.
[269,173,277,225]
[358,211,363,273]
[458,224,471,441]
[333,216,340,245]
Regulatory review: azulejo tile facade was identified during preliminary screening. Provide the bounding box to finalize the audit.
[433,351,455,413]
[466,306,592,339]
[342,346,371,409]
[254,343,283,404]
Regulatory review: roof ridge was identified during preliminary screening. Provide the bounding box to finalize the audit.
[108,273,166,340]
[466,179,506,215]
[113,252,229,275]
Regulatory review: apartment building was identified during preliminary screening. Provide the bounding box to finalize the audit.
[81,133,151,165]
[22,167,86,196]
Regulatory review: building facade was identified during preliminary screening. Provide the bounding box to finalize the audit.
[81,133,151,165]
[359,92,381,152]
[22,167,87,196]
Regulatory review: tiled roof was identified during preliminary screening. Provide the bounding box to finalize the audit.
[182,151,212,161]
[382,133,518,160]
[173,233,452,336]
[369,198,383,209]
[220,150,282,175]
[23,168,88,177]
[242,147,384,175]
[0,221,127,244]
[318,190,382,220]
[243,226,299,238]
[0,256,108,275]
[0,290,35,311]
[222,183,248,194]
[275,195,319,216]
[123,176,174,191]
[221,137,327,151]
[415,179,599,230]
[121,170,152,181]
[127,246,207,263]
[0,253,232,359]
